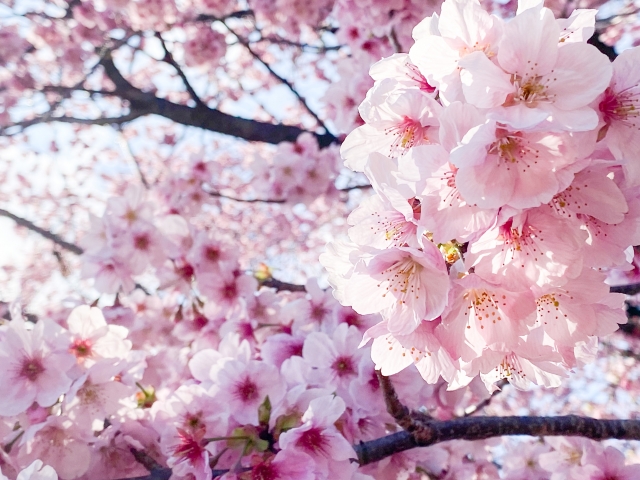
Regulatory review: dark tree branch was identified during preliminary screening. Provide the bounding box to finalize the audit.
[339,184,373,191]
[221,21,335,137]
[259,277,307,292]
[116,466,235,480]
[129,449,163,473]
[377,372,414,429]
[354,415,640,465]
[154,32,204,106]
[95,53,338,147]
[3,51,339,147]
[124,414,640,476]
[143,98,337,146]
[207,190,286,204]
[463,379,509,417]
[194,10,255,23]
[0,209,84,255]
[0,111,146,135]
[589,31,617,61]
[41,85,122,97]
[610,283,640,296]
[252,36,343,52]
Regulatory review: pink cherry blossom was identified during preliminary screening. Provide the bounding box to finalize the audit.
[278,396,358,480]
[323,244,449,335]
[66,306,132,367]
[0,320,75,416]
[409,0,504,104]
[598,46,640,183]
[341,79,442,172]
[212,359,285,425]
[459,4,612,131]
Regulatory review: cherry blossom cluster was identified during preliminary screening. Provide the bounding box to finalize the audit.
[62,183,507,479]
[323,0,640,391]
[249,133,342,203]
[500,437,640,479]
[0,277,508,479]
[5,0,640,477]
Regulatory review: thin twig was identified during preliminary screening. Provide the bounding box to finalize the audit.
[339,184,372,192]
[207,190,286,204]
[463,379,509,417]
[389,27,401,54]
[0,111,145,136]
[252,36,343,52]
[0,209,84,255]
[376,371,414,430]
[610,283,640,296]
[129,448,163,472]
[41,86,121,97]
[194,10,255,22]
[155,32,204,106]
[117,129,151,189]
[260,277,307,292]
[221,20,335,137]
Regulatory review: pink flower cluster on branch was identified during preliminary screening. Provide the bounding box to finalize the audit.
[5,0,640,478]
[323,0,640,392]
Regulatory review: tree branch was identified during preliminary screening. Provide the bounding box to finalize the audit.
[41,85,122,97]
[4,53,339,147]
[588,31,617,61]
[123,413,640,476]
[0,209,84,255]
[117,128,151,189]
[207,190,286,204]
[339,184,372,192]
[259,277,307,292]
[194,10,254,23]
[221,21,335,137]
[0,111,146,135]
[252,36,343,52]
[354,415,640,465]
[96,53,337,147]
[610,283,640,296]
[154,32,203,107]
[377,372,413,429]
[463,378,509,417]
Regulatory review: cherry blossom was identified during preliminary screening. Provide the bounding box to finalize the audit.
[2,0,640,477]
[0,320,75,416]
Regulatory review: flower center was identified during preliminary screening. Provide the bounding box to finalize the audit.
[599,87,640,127]
[496,353,524,379]
[497,219,542,258]
[134,234,150,251]
[252,462,279,480]
[377,256,423,304]
[310,304,328,322]
[297,426,328,454]
[234,377,259,403]
[331,355,356,378]
[405,62,436,93]
[488,129,539,171]
[385,116,430,156]
[172,429,205,463]
[204,246,220,262]
[462,288,504,329]
[70,338,93,358]
[19,356,45,382]
[505,75,555,108]
[371,211,417,246]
